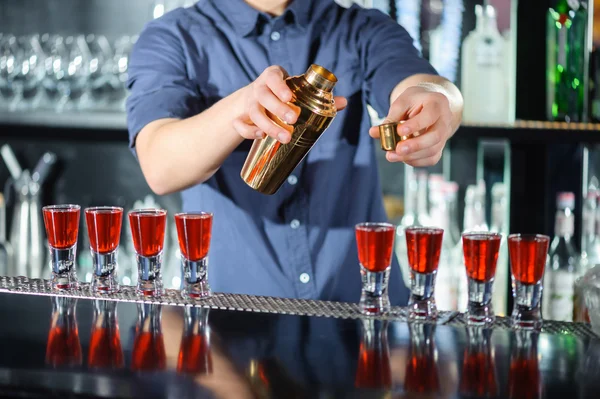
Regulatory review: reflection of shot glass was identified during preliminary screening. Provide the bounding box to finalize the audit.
[129,209,167,297]
[42,205,81,290]
[354,319,391,389]
[177,307,212,375]
[460,327,498,398]
[46,297,82,368]
[355,223,395,315]
[462,232,502,326]
[175,212,213,298]
[508,234,550,330]
[132,303,166,372]
[85,207,123,293]
[405,227,443,321]
[509,331,542,399]
[88,300,124,370]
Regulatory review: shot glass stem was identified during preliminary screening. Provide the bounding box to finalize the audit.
[408,270,438,321]
[49,244,78,290]
[136,253,164,296]
[90,249,119,293]
[182,256,211,298]
[359,266,391,315]
[466,278,495,325]
[511,279,543,330]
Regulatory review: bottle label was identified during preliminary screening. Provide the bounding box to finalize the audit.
[555,212,575,237]
[545,270,575,321]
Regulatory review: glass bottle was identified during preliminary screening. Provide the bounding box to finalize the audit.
[546,0,589,122]
[543,192,579,321]
[490,182,509,316]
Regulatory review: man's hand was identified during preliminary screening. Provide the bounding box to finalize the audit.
[233,66,347,144]
[369,84,456,167]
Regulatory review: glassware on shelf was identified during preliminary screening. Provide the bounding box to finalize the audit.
[355,222,395,315]
[5,34,45,111]
[129,208,167,297]
[462,232,502,326]
[110,35,137,111]
[405,226,444,321]
[85,206,123,294]
[86,34,115,108]
[508,234,550,330]
[175,212,213,298]
[42,204,81,291]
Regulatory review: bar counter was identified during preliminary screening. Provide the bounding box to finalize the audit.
[0,276,597,399]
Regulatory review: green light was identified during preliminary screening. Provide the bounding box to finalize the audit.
[557,65,564,73]
[572,78,580,89]
[552,103,558,116]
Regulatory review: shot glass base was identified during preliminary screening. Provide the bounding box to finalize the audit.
[136,254,163,297]
[466,279,495,326]
[182,258,211,299]
[408,270,437,321]
[91,250,119,294]
[359,266,391,316]
[511,280,543,331]
[408,296,438,321]
[49,246,78,291]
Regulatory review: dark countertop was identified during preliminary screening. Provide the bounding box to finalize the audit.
[0,290,597,399]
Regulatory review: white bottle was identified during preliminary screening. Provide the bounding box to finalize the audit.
[461,4,509,124]
[490,183,508,316]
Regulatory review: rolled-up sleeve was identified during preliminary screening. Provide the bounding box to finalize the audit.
[356,8,438,117]
[126,18,204,150]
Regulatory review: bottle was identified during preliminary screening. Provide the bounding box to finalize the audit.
[546,0,589,122]
[490,183,509,316]
[580,179,600,275]
[395,165,419,286]
[543,192,579,321]
[416,170,431,226]
[592,49,600,122]
[461,4,510,124]
[241,64,338,195]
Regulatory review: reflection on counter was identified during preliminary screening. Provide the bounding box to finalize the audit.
[88,299,124,370]
[45,296,81,368]
[460,327,497,398]
[131,303,166,372]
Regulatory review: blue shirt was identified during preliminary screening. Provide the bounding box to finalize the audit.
[126,0,437,305]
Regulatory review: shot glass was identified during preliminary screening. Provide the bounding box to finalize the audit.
[462,232,502,326]
[508,234,550,330]
[355,222,396,315]
[85,207,123,293]
[129,209,167,297]
[175,212,213,298]
[42,204,81,290]
[405,227,444,321]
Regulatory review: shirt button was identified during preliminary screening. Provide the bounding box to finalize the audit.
[287,175,298,185]
[270,31,281,41]
[299,273,310,284]
[290,219,300,229]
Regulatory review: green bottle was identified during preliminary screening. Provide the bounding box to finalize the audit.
[546,0,589,122]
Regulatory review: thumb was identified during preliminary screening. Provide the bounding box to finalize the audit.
[334,96,348,111]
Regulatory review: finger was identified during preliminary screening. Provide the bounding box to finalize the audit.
[248,103,290,143]
[264,66,293,103]
[369,126,380,139]
[396,140,445,162]
[397,104,441,137]
[404,151,444,167]
[233,118,263,140]
[394,125,442,156]
[334,96,347,111]
[255,84,297,124]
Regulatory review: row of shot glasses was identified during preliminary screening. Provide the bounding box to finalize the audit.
[356,223,549,330]
[42,205,213,298]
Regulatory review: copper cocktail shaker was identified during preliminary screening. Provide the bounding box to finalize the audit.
[241,64,338,195]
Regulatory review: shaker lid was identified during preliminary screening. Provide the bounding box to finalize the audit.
[305,64,337,92]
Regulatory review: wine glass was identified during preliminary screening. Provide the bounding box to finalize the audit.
[0,34,17,109]
[54,35,91,111]
[109,35,137,111]
[86,34,114,109]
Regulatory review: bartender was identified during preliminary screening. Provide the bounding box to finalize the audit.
[126,0,463,305]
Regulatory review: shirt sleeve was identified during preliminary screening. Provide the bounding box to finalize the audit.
[126,17,204,150]
[356,8,438,118]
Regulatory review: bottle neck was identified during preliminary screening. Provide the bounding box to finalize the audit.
[555,209,575,239]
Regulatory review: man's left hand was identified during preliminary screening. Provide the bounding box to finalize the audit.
[369,85,455,167]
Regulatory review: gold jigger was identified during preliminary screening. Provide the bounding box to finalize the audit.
[378,121,412,151]
[240,65,338,195]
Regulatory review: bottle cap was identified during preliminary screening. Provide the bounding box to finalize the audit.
[556,192,575,209]
[378,122,411,151]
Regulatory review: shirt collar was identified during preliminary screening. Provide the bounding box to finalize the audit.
[214,0,313,37]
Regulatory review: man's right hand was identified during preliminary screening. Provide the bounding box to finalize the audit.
[233,66,347,144]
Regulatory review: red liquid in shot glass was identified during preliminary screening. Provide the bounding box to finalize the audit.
[43,205,80,250]
[508,235,549,285]
[85,207,123,254]
[355,223,395,272]
[405,227,443,274]
[129,210,167,257]
[177,334,213,374]
[131,331,166,371]
[462,233,502,282]
[88,326,124,369]
[175,213,213,261]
